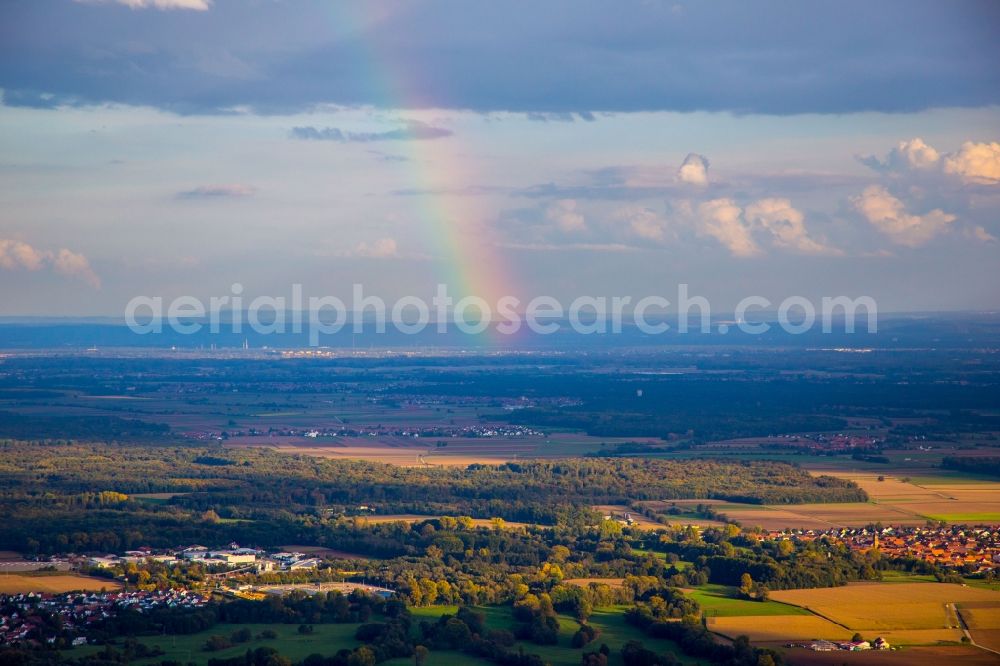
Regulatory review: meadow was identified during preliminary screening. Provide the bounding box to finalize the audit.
[682,585,811,617]
[73,622,370,666]
[411,605,706,666]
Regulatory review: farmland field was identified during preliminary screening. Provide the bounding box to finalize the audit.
[706,582,1000,647]
[0,574,122,594]
[684,584,811,617]
[663,471,1000,530]
[225,432,661,466]
[957,603,1000,653]
[769,582,1000,631]
[708,614,853,642]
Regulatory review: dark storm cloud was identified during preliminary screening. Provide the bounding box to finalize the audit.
[1,0,998,115]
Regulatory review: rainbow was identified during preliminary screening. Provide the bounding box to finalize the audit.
[319,4,519,339]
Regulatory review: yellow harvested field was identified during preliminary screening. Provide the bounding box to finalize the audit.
[709,617,964,645]
[808,472,1000,525]
[667,472,1000,530]
[708,615,852,642]
[0,574,122,594]
[770,583,1000,631]
[960,605,1000,630]
[958,604,1000,653]
[874,628,964,644]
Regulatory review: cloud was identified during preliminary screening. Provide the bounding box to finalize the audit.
[290,121,452,143]
[353,238,398,258]
[0,239,47,271]
[525,112,597,122]
[499,242,636,252]
[614,206,668,242]
[545,199,586,232]
[8,2,999,114]
[693,197,838,256]
[858,137,940,173]
[677,153,710,186]
[851,185,956,247]
[367,150,409,163]
[968,225,998,243]
[0,239,100,288]
[74,0,210,10]
[697,199,760,257]
[744,198,840,255]
[943,141,1000,184]
[52,249,101,289]
[860,138,1000,185]
[176,184,257,199]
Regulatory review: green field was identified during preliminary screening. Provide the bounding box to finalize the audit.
[69,622,365,665]
[66,605,700,666]
[684,585,811,617]
[413,605,704,666]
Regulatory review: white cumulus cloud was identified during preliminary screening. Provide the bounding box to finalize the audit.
[943,141,1000,185]
[0,239,100,288]
[859,137,940,173]
[851,185,956,247]
[677,153,710,186]
[697,199,759,257]
[52,249,102,289]
[861,137,1000,185]
[744,198,840,255]
[0,239,48,271]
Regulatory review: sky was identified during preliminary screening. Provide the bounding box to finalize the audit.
[0,0,998,316]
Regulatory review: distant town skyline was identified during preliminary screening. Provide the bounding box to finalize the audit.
[1,1,998,315]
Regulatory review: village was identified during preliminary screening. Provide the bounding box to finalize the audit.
[183,423,544,442]
[793,637,892,653]
[0,589,208,648]
[767,525,1000,573]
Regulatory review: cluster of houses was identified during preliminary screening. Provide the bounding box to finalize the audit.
[0,589,207,648]
[804,637,891,652]
[603,510,638,526]
[766,526,1000,572]
[758,433,882,452]
[185,423,542,442]
[89,544,322,575]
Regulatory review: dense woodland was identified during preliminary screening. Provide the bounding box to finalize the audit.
[942,455,1000,478]
[0,441,866,555]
